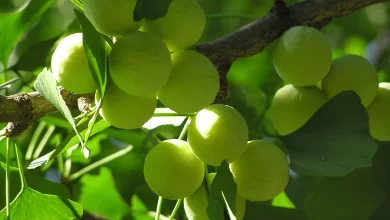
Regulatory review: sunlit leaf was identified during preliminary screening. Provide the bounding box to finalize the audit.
[0,187,82,219]
[34,68,88,158]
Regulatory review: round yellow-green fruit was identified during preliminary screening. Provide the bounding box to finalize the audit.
[367,82,390,141]
[109,31,172,96]
[51,33,97,94]
[144,139,205,200]
[270,84,327,135]
[187,104,248,166]
[84,0,141,37]
[321,54,379,107]
[184,173,246,220]
[273,26,332,86]
[157,50,219,113]
[141,0,205,52]
[96,82,156,129]
[229,140,290,201]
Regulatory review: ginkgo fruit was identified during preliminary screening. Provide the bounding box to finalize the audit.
[273,26,332,86]
[157,50,220,113]
[140,0,206,52]
[144,139,205,200]
[270,84,327,135]
[366,82,390,141]
[230,140,290,201]
[96,83,156,129]
[184,173,246,220]
[187,104,248,166]
[51,33,97,94]
[321,54,379,107]
[84,0,141,37]
[109,31,172,96]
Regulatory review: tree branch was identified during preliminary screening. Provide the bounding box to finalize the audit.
[0,0,387,136]
[196,0,389,103]
[0,88,94,137]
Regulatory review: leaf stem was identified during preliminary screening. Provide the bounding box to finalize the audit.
[169,199,183,220]
[63,145,78,178]
[0,77,21,90]
[68,145,133,181]
[204,164,210,195]
[178,118,191,140]
[15,144,28,189]
[5,138,12,218]
[84,99,103,144]
[155,196,164,220]
[32,125,56,159]
[25,121,47,161]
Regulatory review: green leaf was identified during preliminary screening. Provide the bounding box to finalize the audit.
[27,117,110,169]
[244,202,308,220]
[304,167,387,220]
[207,160,238,220]
[0,161,71,209]
[71,133,107,164]
[0,0,30,14]
[281,91,377,176]
[142,124,181,152]
[0,0,55,70]
[34,68,89,157]
[133,0,171,21]
[372,141,390,195]
[78,167,130,220]
[271,191,296,209]
[370,199,390,220]
[74,9,108,97]
[0,187,83,219]
[130,195,154,220]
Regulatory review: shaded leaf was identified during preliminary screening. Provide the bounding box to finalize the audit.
[281,91,377,176]
[133,0,171,21]
[370,199,390,220]
[0,187,83,219]
[207,160,238,220]
[78,167,130,220]
[130,195,154,220]
[0,0,55,70]
[304,167,387,220]
[74,9,108,97]
[0,0,30,14]
[244,202,307,220]
[142,124,181,152]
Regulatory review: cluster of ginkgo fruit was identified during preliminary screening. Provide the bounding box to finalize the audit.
[49,0,292,219]
[271,26,390,141]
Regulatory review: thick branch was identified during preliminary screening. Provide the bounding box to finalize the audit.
[196,0,388,103]
[0,88,93,123]
[0,0,387,136]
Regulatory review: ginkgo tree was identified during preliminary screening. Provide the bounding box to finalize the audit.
[0,0,390,220]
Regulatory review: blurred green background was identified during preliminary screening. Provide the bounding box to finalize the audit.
[1,0,390,219]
